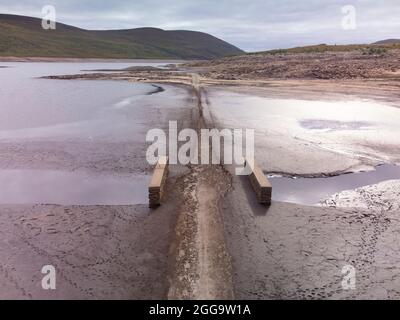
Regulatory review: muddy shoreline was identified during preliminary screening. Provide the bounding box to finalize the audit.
[41,66,400,108]
[0,65,198,299]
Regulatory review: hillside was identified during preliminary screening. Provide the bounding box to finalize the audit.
[0,14,243,59]
[374,39,400,45]
[248,43,400,55]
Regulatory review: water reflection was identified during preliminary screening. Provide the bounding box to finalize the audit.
[269,164,400,205]
[0,169,150,205]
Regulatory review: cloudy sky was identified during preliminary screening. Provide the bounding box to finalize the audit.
[0,0,399,52]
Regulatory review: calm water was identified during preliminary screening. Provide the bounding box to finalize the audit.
[269,164,400,205]
[0,61,174,133]
[0,61,178,205]
[0,169,151,205]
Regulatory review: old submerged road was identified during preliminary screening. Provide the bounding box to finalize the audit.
[167,74,235,299]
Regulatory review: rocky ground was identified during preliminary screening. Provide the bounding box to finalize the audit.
[189,49,400,80]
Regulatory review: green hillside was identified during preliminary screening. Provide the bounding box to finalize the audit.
[374,39,400,45]
[0,14,244,59]
[248,43,400,56]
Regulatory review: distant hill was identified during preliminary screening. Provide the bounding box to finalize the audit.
[0,14,244,59]
[373,39,400,45]
[246,43,400,56]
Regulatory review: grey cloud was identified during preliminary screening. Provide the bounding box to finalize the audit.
[0,0,399,51]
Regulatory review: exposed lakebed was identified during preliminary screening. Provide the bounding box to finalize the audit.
[2,63,400,206]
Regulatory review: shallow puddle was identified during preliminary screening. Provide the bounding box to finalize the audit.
[0,169,150,205]
[269,164,400,205]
